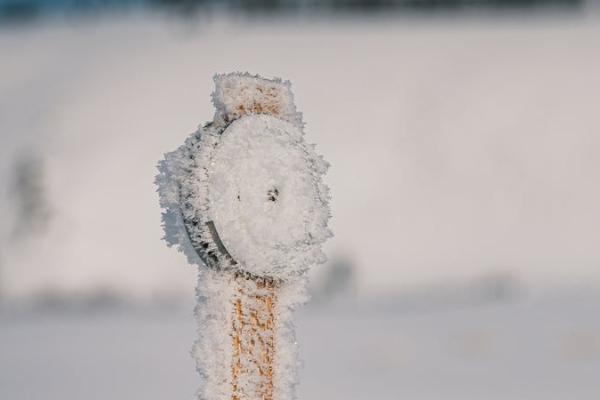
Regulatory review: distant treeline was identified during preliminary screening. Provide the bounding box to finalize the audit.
[0,0,583,22]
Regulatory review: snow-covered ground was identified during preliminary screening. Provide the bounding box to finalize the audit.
[1,292,600,400]
[2,12,600,301]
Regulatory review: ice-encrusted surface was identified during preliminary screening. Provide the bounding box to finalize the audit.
[156,73,332,279]
[208,115,331,278]
[212,73,302,128]
[192,268,308,400]
[156,72,332,400]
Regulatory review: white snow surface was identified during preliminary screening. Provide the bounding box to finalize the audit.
[2,292,600,400]
[2,13,600,300]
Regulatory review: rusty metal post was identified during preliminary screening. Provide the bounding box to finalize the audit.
[231,275,277,400]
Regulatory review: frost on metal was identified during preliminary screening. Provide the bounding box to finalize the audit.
[211,72,303,128]
[156,72,332,400]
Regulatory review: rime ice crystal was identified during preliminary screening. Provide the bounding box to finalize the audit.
[156,72,332,400]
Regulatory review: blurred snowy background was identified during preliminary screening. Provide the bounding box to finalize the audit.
[1,1,600,399]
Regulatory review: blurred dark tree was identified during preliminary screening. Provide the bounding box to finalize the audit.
[310,257,356,304]
[0,0,39,22]
[150,0,209,14]
[10,153,51,240]
[238,0,286,11]
[0,0,583,20]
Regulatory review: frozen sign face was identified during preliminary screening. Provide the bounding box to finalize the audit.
[157,72,332,280]
[207,115,331,278]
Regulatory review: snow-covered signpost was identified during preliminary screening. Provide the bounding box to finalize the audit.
[156,73,332,400]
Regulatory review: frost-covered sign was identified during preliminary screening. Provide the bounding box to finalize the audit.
[156,73,332,400]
